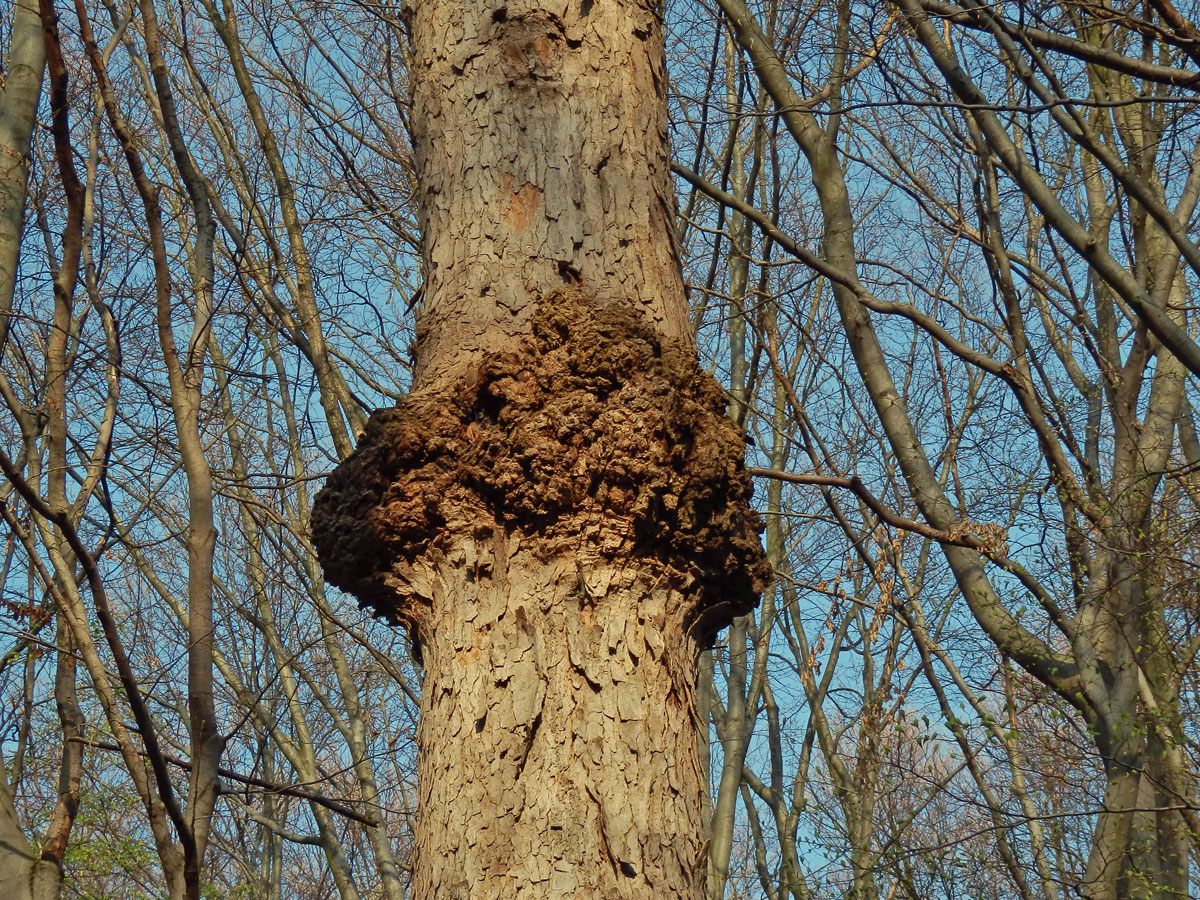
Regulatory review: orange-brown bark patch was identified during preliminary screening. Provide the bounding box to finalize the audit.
[501,179,542,230]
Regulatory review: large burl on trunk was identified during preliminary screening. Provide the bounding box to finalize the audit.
[311,2,768,898]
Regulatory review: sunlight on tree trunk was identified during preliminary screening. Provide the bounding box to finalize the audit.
[313,2,768,897]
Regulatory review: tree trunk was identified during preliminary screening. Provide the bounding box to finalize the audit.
[0,3,45,890]
[312,2,768,898]
[410,537,712,896]
[0,767,39,900]
[402,0,691,394]
[0,0,45,335]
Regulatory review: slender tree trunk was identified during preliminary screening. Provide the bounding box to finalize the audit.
[313,2,768,898]
[203,0,377,455]
[0,0,45,338]
[708,34,755,899]
[136,3,223,882]
[0,767,37,900]
[0,2,47,892]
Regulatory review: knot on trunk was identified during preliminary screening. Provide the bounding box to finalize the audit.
[311,288,770,644]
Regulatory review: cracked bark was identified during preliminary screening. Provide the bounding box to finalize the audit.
[313,2,768,897]
[405,0,690,394]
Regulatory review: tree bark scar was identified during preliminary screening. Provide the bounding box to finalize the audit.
[494,10,565,82]
[501,175,542,229]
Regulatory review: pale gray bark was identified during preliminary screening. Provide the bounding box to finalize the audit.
[0,0,44,342]
[0,3,48,893]
[707,38,755,896]
[0,765,39,900]
[136,2,222,880]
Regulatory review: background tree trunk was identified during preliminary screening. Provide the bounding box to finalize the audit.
[0,0,44,336]
[0,3,46,891]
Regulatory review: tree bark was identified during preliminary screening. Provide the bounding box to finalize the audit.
[313,2,768,898]
[410,538,712,896]
[0,5,46,893]
[0,0,45,340]
[403,0,691,393]
[0,766,38,900]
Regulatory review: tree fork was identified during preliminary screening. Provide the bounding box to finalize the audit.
[312,1,768,896]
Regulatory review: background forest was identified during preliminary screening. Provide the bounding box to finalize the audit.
[1,0,1199,897]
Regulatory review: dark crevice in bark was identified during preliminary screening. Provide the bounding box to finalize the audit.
[512,708,542,782]
[312,287,770,646]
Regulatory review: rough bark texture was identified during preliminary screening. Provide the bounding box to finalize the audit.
[315,290,766,641]
[405,556,706,897]
[315,290,767,899]
[405,0,690,393]
[313,2,769,896]
[0,766,61,900]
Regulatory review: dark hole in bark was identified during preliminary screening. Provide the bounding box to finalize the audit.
[475,714,487,733]
[514,711,541,781]
[619,862,637,878]
[492,6,508,22]
[556,260,582,284]
[474,385,506,425]
[580,0,593,15]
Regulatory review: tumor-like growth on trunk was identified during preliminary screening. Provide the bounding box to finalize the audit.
[312,288,770,643]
